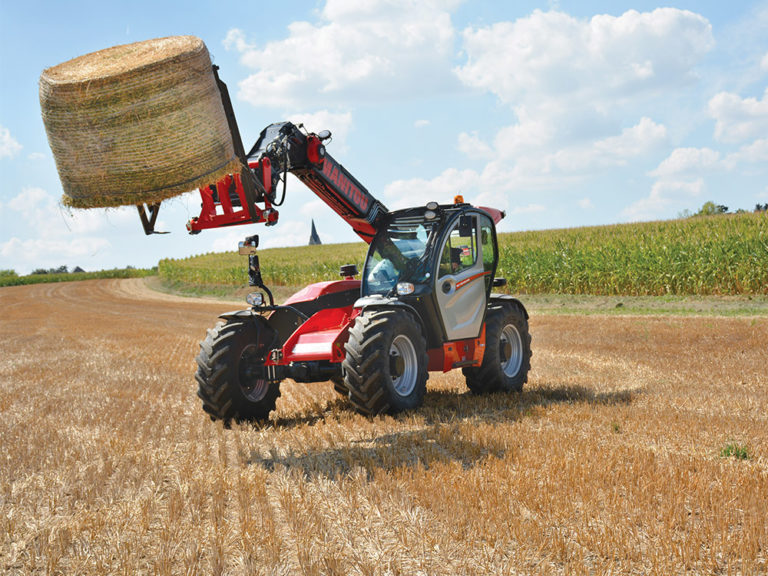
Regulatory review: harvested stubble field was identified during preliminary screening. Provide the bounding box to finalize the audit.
[1,278,766,575]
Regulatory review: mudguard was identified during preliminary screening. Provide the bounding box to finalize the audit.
[218,308,279,334]
[490,294,529,319]
[218,309,254,321]
[352,295,428,337]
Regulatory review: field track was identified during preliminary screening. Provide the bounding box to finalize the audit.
[1,279,766,575]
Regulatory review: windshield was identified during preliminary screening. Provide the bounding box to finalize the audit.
[363,216,437,296]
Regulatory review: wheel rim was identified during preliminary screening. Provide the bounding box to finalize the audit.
[500,324,523,378]
[238,344,269,402]
[389,334,418,396]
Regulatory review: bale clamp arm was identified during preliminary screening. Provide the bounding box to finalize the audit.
[138,66,277,235]
[139,68,389,239]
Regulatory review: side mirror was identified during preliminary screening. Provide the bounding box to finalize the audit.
[340,264,358,278]
[492,277,507,288]
[458,215,473,238]
[317,130,332,141]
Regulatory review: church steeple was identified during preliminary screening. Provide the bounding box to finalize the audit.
[309,219,322,245]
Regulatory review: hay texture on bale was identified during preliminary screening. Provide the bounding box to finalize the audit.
[39,36,241,208]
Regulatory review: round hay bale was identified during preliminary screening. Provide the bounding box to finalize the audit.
[39,36,242,208]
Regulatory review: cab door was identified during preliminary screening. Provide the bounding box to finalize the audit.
[434,212,494,340]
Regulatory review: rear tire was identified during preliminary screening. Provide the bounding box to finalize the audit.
[343,309,428,415]
[196,320,281,424]
[463,303,531,394]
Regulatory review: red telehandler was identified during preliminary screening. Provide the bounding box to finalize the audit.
[139,67,532,422]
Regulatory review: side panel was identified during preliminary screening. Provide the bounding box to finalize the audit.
[426,326,486,372]
[262,281,361,347]
[283,279,360,307]
[433,214,489,340]
[270,306,358,364]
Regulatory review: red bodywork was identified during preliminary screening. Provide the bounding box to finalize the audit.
[187,159,278,233]
[273,306,359,364]
[264,279,485,373]
[282,279,361,305]
[187,123,387,242]
[265,280,360,367]
[428,325,486,372]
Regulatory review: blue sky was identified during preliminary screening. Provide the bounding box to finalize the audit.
[1,0,767,274]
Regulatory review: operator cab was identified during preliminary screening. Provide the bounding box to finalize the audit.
[360,201,502,345]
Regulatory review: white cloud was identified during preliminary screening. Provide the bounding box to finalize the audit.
[578,198,594,210]
[455,8,711,173]
[257,220,313,249]
[1,187,141,273]
[223,28,252,53]
[650,147,720,178]
[300,198,326,218]
[444,9,708,198]
[414,119,430,128]
[456,9,713,107]
[226,0,462,109]
[550,117,668,173]
[762,52,768,71]
[286,110,353,150]
[0,236,110,270]
[209,227,250,253]
[6,187,135,236]
[508,203,546,216]
[384,168,479,209]
[457,131,493,160]
[209,219,327,252]
[623,179,704,221]
[631,136,768,222]
[649,140,768,177]
[1,125,22,158]
[593,117,668,161]
[709,88,768,143]
[723,138,768,169]
[382,162,549,221]
[628,147,720,221]
[455,116,666,195]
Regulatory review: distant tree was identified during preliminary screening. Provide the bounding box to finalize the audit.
[695,201,728,216]
[0,269,18,278]
[30,265,69,275]
[756,203,768,213]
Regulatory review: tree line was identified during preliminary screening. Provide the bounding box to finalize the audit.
[679,201,768,218]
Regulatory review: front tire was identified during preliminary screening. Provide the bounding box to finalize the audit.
[195,320,281,424]
[330,374,349,397]
[342,309,428,415]
[464,303,531,394]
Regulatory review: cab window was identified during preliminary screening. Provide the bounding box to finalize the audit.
[479,214,495,290]
[438,215,477,278]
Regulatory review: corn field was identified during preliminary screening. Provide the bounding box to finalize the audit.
[159,212,768,296]
[159,244,369,290]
